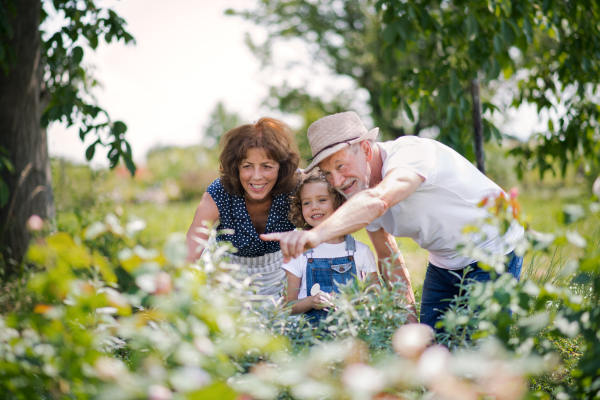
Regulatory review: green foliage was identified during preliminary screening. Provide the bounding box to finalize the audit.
[38,1,137,175]
[0,146,14,208]
[0,213,553,400]
[0,1,137,175]
[230,0,415,140]
[202,101,243,150]
[266,85,354,159]
[436,191,600,399]
[377,0,600,178]
[145,145,219,202]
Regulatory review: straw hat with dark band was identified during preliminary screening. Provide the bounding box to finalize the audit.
[304,111,379,172]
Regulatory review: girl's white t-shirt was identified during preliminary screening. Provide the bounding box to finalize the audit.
[281,239,378,299]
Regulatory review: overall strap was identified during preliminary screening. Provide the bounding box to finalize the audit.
[344,235,356,260]
[303,248,314,263]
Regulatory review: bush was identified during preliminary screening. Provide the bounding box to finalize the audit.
[2,189,600,399]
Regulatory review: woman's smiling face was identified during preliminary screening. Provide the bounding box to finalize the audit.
[239,148,280,201]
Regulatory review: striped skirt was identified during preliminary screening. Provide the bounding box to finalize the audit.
[227,250,285,297]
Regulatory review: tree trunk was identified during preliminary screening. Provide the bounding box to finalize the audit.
[0,0,54,277]
[470,78,485,174]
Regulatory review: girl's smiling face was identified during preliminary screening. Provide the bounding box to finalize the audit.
[300,182,336,228]
[239,148,280,202]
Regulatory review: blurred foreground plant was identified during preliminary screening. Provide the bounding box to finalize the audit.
[436,188,600,399]
[3,199,598,399]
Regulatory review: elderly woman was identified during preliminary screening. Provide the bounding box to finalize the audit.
[186,117,300,296]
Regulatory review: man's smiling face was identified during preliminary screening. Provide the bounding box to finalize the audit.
[318,144,370,199]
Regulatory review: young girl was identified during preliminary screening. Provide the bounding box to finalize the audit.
[282,171,379,322]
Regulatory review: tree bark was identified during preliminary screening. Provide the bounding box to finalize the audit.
[470,78,485,174]
[0,0,54,277]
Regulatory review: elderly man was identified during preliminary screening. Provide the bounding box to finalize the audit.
[262,111,524,329]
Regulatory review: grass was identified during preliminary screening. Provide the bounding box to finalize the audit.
[54,184,597,301]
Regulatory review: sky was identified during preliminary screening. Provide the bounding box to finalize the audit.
[47,0,275,166]
[47,0,541,168]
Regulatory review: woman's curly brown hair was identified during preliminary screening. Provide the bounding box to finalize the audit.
[288,170,346,230]
[219,117,301,196]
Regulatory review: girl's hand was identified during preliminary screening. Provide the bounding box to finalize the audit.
[312,292,334,310]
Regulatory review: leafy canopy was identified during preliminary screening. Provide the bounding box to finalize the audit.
[375,0,600,177]
[232,0,600,176]
[0,0,137,175]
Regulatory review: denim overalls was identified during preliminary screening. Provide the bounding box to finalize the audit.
[304,235,357,322]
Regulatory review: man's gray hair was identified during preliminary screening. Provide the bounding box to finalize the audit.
[350,139,374,154]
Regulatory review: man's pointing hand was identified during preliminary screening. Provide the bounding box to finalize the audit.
[260,230,320,263]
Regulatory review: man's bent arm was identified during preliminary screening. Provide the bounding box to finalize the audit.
[368,228,418,323]
[311,167,424,245]
[261,168,423,260]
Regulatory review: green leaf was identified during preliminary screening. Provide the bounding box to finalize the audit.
[112,121,127,136]
[523,18,533,43]
[0,155,14,173]
[500,0,512,17]
[85,143,96,161]
[383,24,396,43]
[501,21,515,46]
[487,58,501,80]
[493,35,503,53]
[89,34,98,49]
[571,273,592,285]
[446,105,456,125]
[71,46,83,64]
[124,155,136,177]
[450,70,460,99]
[542,0,552,12]
[465,14,479,40]
[395,21,408,41]
[519,312,550,336]
[0,180,9,207]
[403,101,414,122]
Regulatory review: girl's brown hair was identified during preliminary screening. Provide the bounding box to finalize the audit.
[288,170,346,230]
[219,118,301,196]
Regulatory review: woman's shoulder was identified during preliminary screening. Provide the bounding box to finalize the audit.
[206,178,236,212]
[206,178,224,194]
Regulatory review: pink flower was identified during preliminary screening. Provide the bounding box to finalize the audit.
[26,215,44,231]
[509,187,519,199]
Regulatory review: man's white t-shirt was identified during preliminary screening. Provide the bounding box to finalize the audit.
[366,136,524,270]
[281,239,378,299]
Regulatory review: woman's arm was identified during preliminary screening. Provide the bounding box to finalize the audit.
[284,270,329,314]
[186,192,220,262]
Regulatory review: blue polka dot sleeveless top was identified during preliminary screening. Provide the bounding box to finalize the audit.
[206,178,296,257]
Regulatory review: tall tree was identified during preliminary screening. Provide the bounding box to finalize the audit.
[375,0,600,179]
[0,0,135,276]
[233,0,600,179]
[202,101,243,150]
[229,0,415,141]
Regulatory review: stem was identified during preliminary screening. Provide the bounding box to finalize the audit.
[470,78,485,174]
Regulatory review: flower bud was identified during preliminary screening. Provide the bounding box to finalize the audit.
[27,215,44,231]
[393,323,434,360]
[155,271,172,295]
[148,384,172,400]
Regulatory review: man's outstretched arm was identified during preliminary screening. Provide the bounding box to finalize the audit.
[261,167,424,261]
[368,228,418,323]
